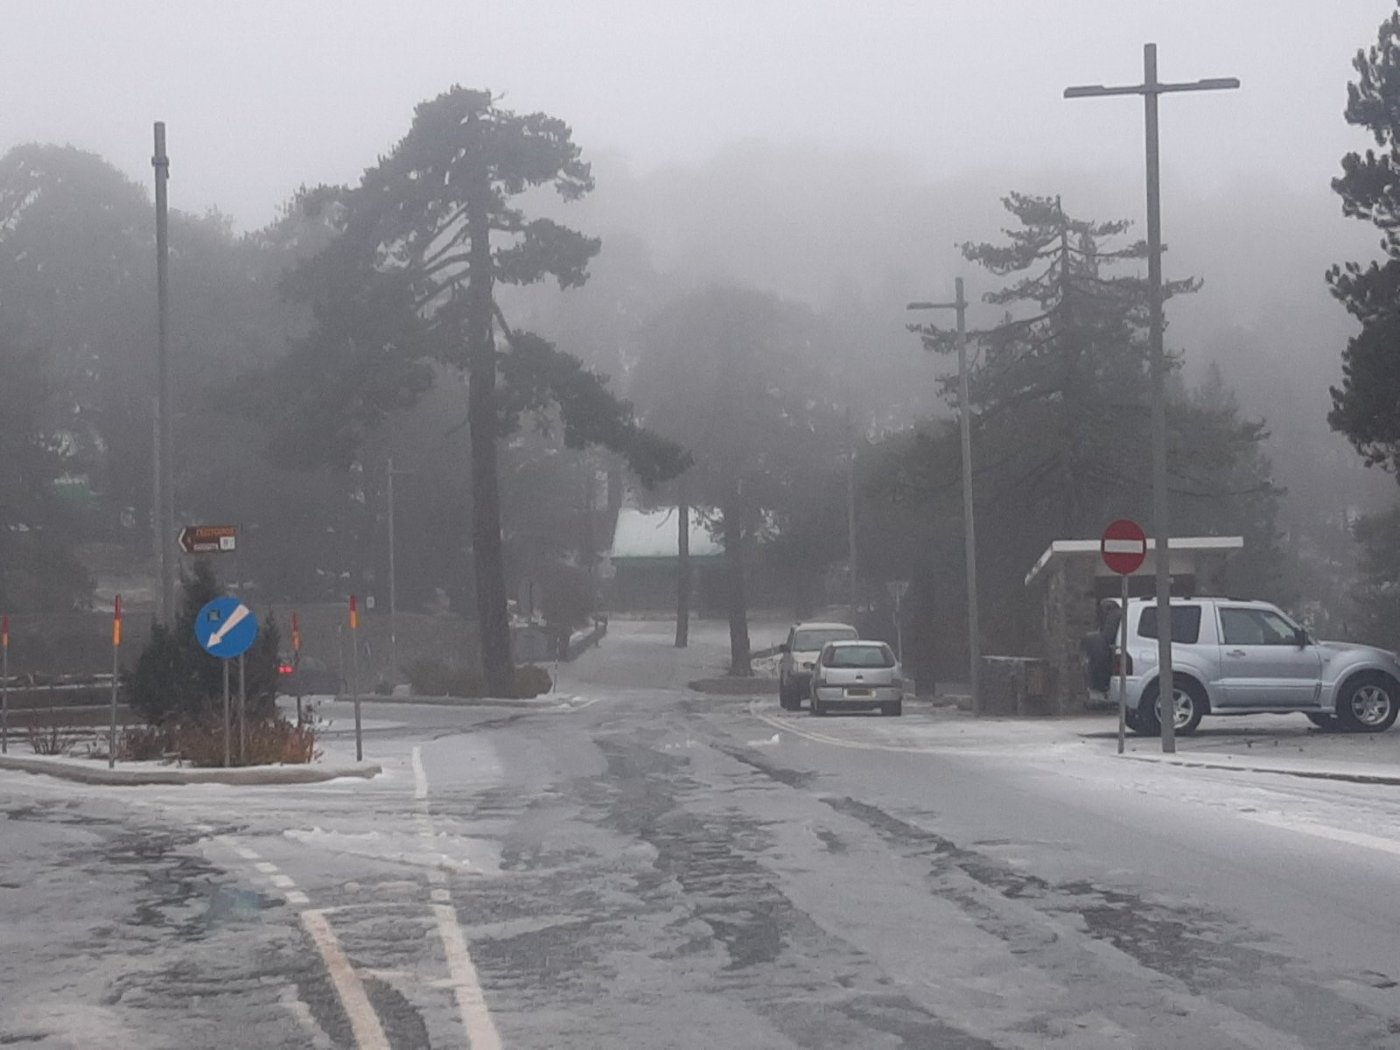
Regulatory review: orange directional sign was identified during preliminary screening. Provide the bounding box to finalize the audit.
[179,525,237,554]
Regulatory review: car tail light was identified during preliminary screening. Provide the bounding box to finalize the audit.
[278,661,295,676]
[1112,651,1133,676]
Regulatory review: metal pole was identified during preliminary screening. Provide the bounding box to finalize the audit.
[1,614,8,755]
[108,621,119,770]
[238,651,246,764]
[954,279,981,715]
[1064,45,1237,752]
[846,408,858,621]
[153,123,174,625]
[387,457,397,674]
[351,609,362,762]
[1141,45,1175,753]
[1118,573,1130,755]
[222,659,231,768]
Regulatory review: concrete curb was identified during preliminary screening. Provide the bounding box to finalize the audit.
[688,677,781,696]
[1118,752,1400,786]
[0,753,382,786]
[341,693,560,709]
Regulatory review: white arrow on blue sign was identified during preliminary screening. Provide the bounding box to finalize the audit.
[195,596,259,659]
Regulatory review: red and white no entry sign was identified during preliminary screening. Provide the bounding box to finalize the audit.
[1101,519,1147,576]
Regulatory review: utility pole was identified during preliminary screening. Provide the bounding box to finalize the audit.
[907,278,981,713]
[152,123,174,624]
[386,458,415,674]
[675,475,691,648]
[845,407,858,622]
[1065,44,1238,754]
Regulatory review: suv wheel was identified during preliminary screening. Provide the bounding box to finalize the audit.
[1139,676,1206,736]
[1336,673,1399,733]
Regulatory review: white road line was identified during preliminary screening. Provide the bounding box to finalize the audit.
[270,874,297,889]
[1242,810,1400,858]
[414,743,503,1048]
[412,745,428,800]
[432,903,503,1050]
[255,861,279,874]
[235,846,261,861]
[286,890,310,906]
[300,909,392,1050]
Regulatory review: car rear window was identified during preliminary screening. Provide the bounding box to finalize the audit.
[793,627,858,651]
[821,644,894,668]
[1137,605,1202,644]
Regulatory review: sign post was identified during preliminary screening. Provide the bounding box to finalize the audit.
[1101,520,1147,754]
[292,611,304,726]
[349,595,362,761]
[2,613,9,755]
[194,596,260,767]
[109,596,123,769]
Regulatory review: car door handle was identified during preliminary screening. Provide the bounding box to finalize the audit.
[1227,649,1247,657]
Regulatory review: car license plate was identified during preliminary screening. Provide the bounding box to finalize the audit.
[846,687,871,697]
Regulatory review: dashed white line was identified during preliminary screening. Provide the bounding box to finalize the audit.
[255,860,279,874]
[270,873,297,889]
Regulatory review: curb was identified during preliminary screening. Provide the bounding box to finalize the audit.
[1118,752,1400,786]
[330,693,561,709]
[0,753,382,786]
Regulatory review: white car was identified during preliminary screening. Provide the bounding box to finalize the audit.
[778,621,858,710]
[810,639,904,717]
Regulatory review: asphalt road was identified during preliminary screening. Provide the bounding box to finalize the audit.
[5,619,1400,1048]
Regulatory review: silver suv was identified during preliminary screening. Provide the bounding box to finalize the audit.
[778,621,858,710]
[1108,597,1400,735]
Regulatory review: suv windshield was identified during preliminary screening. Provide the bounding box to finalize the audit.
[793,627,858,651]
[822,643,895,668]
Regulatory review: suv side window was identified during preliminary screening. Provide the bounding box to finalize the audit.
[1137,605,1203,644]
[1220,607,1298,646]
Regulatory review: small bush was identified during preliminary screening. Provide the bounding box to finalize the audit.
[26,721,82,756]
[513,664,553,698]
[117,724,177,761]
[406,658,484,698]
[173,716,320,768]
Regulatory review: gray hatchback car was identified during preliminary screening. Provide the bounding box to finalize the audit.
[810,640,904,717]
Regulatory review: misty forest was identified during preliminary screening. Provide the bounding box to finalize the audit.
[8,16,1400,691]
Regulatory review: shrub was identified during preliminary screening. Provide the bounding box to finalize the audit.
[513,664,553,698]
[407,658,550,698]
[406,658,484,698]
[124,562,280,725]
[173,716,320,768]
[26,720,82,756]
[116,724,177,762]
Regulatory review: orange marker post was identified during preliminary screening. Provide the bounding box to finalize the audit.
[349,596,362,761]
[109,596,122,769]
[291,611,304,725]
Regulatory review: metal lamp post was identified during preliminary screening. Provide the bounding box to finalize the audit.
[907,278,980,713]
[1065,44,1238,754]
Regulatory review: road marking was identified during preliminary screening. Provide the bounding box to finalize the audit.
[413,744,503,1049]
[286,890,310,906]
[235,846,261,861]
[412,745,428,800]
[432,903,502,1050]
[301,909,392,1050]
[256,861,279,874]
[271,873,297,889]
[1241,810,1400,858]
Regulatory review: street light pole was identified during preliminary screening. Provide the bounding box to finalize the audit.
[152,123,174,624]
[907,278,980,713]
[1065,43,1238,754]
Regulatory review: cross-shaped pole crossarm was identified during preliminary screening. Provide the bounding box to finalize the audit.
[1065,77,1240,99]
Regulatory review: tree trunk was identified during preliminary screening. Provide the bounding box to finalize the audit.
[675,478,690,648]
[465,118,514,698]
[721,495,751,675]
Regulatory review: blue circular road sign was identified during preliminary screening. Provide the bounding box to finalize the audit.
[195,596,259,659]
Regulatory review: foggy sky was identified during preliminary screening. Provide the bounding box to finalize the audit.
[0,1,1389,232]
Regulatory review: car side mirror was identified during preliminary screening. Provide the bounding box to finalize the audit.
[778,644,789,654]
[1294,627,1309,647]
